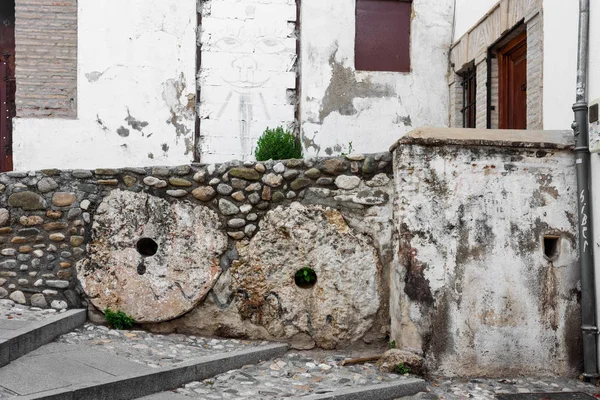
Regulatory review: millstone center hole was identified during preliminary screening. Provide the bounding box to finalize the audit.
[136,237,158,257]
[294,267,317,289]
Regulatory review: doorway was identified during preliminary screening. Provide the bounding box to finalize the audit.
[498,31,527,130]
[0,0,14,172]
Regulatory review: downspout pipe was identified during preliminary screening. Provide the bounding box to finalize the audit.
[572,0,599,380]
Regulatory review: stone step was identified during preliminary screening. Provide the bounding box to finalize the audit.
[141,378,428,400]
[0,308,86,367]
[2,342,288,399]
[302,379,428,399]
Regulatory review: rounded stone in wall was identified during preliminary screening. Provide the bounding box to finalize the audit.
[76,190,228,323]
[227,202,382,349]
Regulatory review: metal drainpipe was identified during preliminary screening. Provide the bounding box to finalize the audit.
[572,0,599,380]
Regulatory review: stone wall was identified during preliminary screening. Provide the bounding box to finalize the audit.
[390,128,580,377]
[0,154,394,350]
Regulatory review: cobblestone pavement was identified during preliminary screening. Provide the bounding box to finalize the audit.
[409,376,600,400]
[170,350,408,399]
[55,323,265,368]
[2,302,600,400]
[165,370,600,400]
[0,299,62,322]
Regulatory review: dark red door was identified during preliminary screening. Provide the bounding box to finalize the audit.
[499,32,527,130]
[0,0,14,172]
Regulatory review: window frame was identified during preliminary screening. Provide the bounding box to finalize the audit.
[460,64,477,128]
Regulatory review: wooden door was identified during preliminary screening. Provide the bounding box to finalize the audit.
[0,1,14,172]
[498,32,527,130]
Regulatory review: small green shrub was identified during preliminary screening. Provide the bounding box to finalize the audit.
[294,267,317,288]
[104,307,135,330]
[395,363,411,375]
[388,340,396,349]
[254,126,302,161]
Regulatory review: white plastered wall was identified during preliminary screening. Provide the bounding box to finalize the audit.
[542,0,578,130]
[589,0,600,369]
[13,0,197,170]
[300,0,454,157]
[198,0,298,164]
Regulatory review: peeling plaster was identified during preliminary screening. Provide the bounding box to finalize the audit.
[85,71,103,83]
[125,108,149,131]
[96,115,108,131]
[117,126,130,137]
[162,73,194,142]
[318,48,395,124]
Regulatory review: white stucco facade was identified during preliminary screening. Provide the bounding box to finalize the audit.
[588,0,600,367]
[13,0,197,170]
[300,0,454,158]
[542,0,579,130]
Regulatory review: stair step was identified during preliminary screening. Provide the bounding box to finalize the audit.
[2,342,288,399]
[302,379,428,399]
[0,309,86,367]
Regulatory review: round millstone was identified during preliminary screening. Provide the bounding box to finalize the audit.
[214,202,381,349]
[77,190,228,323]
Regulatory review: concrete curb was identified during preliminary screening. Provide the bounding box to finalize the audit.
[301,379,428,400]
[17,342,289,400]
[0,309,86,367]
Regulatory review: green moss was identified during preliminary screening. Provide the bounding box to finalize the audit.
[104,308,135,330]
[395,363,411,375]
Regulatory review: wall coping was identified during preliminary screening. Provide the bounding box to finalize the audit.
[389,127,575,152]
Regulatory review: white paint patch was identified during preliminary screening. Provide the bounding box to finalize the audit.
[199,0,297,163]
[13,0,197,170]
[300,0,454,157]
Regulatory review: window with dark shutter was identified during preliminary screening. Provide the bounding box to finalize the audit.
[460,65,476,128]
[355,0,411,72]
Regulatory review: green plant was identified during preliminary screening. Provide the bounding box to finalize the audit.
[254,126,302,161]
[104,307,135,330]
[341,141,354,156]
[294,267,317,287]
[388,340,396,349]
[395,363,411,375]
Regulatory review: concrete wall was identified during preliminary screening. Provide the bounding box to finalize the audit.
[198,0,298,164]
[13,0,197,171]
[391,128,580,377]
[300,0,454,158]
